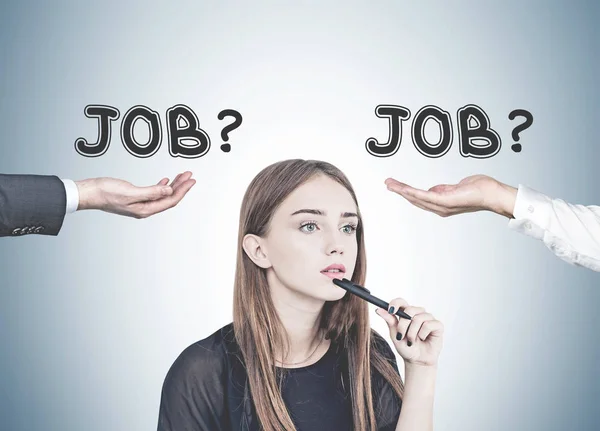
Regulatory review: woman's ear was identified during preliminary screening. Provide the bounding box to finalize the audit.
[242,234,272,269]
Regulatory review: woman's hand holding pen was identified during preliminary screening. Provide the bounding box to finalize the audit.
[380,302,440,431]
[376,300,444,367]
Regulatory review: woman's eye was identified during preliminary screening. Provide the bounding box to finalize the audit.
[300,222,357,234]
[300,222,318,233]
[342,224,357,234]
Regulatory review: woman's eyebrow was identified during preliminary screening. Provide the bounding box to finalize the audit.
[290,209,359,219]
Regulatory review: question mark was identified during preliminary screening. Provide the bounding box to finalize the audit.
[508,109,533,153]
[217,109,243,152]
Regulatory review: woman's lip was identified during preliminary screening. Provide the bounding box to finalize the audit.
[321,271,345,280]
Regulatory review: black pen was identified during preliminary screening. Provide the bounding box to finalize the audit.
[332,278,412,320]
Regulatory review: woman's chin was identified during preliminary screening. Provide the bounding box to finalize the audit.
[321,287,347,302]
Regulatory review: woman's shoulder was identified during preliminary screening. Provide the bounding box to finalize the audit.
[163,322,237,381]
[158,323,241,426]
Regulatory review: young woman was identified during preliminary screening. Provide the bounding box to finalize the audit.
[157,159,444,431]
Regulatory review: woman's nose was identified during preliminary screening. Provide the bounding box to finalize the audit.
[325,234,344,255]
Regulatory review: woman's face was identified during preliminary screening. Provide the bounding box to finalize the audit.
[247,174,359,302]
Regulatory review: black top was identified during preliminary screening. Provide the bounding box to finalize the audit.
[157,323,402,431]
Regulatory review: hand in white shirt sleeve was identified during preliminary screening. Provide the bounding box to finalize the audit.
[384,174,600,273]
[507,185,600,272]
[61,179,80,214]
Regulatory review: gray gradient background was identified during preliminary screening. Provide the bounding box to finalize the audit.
[1,1,599,430]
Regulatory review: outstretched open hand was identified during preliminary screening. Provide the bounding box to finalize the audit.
[385,174,513,218]
[77,171,196,218]
[376,299,444,367]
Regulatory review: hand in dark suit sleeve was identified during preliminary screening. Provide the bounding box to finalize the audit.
[0,171,196,238]
[0,174,67,237]
[76,171,195,219]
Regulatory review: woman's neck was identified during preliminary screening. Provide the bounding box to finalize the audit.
[269,278,330,366]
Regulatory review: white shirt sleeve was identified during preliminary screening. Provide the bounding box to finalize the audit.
[507,184,600,272]
[60,179,80,214]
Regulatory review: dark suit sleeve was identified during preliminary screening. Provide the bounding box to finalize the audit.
[0,174,67,237]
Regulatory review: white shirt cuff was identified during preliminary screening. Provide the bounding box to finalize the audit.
[61,179,80,214]
[507,184,552,240]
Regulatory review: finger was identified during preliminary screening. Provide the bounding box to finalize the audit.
[405,312,434,345]
[137,178,196,216]
[128,183,174,202]
[386,181,452,214]
[157,178,169,186]
[387,178,459,209]
[428,184,455,193]
[170,178,196,201]
[399,186,452,207]
[386,297,410,320]
[375,307,398,330]
[161,178,196,206]
[171,171,193,190]
[403,184,478,213]
[169,173,182,187]
[385,179,419,196]
[385,178,412,189]
[375,297,408,333]
[396,306,425,344]
[400,193,451,216]
[383,299,413,343]
[417,319,444,342]
[386,179,438,199]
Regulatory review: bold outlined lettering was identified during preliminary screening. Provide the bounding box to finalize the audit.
[167,104,211,158]
[457,105,501,158]
[411,105,453,158]
[365,105,411,157]
[74,105,120,157]
[120,105,162,158]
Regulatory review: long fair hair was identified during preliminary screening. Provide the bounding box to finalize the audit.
[233,159,404,431]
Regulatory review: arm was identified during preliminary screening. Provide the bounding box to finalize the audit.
[394,364,436,431]
[504,184,600,272]
[0,171,195,238]
[376,301,444,431]
[0,174,67,237]
[386,175,600,272]
[73,172,195,218]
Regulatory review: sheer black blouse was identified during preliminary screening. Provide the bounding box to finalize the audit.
[157,323,402,430]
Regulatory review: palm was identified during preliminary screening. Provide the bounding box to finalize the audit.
[84,172,196,218]
[385,174,498,217]
[95,178,151,213]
